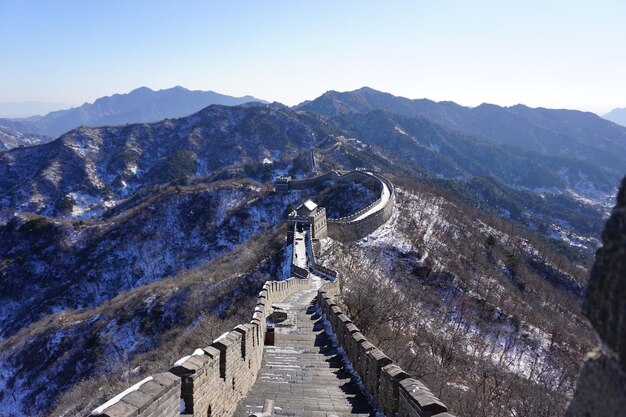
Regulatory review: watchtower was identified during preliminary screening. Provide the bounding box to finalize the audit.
[275,176,291,193]
[287,199,328,240]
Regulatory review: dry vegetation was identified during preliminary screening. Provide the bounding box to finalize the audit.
[321,178,596,417]
[1,228,287,417]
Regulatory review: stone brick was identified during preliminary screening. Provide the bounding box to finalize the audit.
[365,348,392,402]
[377,364,409,415]
[99,401,138,417]
[152,372,180,390]
[347,331,366,364]
[399,378,448,417]
[121,390,153,413]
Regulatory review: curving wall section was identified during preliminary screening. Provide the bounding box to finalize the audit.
[277,170,396,242]
[327,172,395,242]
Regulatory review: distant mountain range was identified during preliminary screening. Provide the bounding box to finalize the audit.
[297,87,626,176]
[0,86,266,149]
[1,86,624,235]
[603,107,626,127]
[0,96,618,239]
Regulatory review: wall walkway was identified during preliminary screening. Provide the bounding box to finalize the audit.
[234,275,373,416]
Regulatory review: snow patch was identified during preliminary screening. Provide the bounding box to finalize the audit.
[91,376,153,415]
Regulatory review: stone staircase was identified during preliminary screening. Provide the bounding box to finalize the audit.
[234,276,375,417]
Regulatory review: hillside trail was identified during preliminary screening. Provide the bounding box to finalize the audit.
[233,274,375,417]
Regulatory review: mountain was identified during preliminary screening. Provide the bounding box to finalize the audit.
[0,86,266,149]
[603,107,626,127]
[0,102,610,247]
[0,104,328,222]
[297,87,626,176]
[335,110,618,197]
[0,97,617,416]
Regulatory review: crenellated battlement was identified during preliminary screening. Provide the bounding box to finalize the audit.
[317,281,454,417]
[91,277,311,417]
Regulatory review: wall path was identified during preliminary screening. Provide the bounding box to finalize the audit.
[234,274,373,416]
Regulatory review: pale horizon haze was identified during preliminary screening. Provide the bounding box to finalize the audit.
[1,0,625,116]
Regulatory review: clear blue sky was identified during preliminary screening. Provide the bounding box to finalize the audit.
[1,0,624,114]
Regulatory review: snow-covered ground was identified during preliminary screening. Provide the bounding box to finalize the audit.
[293,229,308,269]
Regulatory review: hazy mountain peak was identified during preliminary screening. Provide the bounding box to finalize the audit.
[0,87,267,146]
[128,86,154,94]
[603,107,626,127]
[297,88,626,176]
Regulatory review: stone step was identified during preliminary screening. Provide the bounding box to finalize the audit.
[234,278,375,417]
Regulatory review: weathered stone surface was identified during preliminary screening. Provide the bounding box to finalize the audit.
[269,306,288,322]
[567,176,626,414]
[566,348,626,417]
[121,390,152,413]
[151,371,179,389]
[99,401,137,417]
[136,380,167,401]
[583,176,626,366]
[234,276,373,417]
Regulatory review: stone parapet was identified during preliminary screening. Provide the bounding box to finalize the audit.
[93,169,401,417]
[91,373,180,417]
[92,276,310,417]
[328,173,395,242]
[317,282,455,417]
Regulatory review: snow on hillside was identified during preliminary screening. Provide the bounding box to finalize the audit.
[319,187,594,414]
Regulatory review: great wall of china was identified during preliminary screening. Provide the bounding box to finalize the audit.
[90,170,455,417]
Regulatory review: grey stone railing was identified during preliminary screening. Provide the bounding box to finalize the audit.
[327,173,395,241]
[317,281,455,417]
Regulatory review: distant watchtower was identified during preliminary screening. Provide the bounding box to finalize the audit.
[287,199,328,240]
[275,176,291,193]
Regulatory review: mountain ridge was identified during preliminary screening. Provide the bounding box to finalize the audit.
[296,87,626,175]
[0,86,267,148]
[0,92,615,417]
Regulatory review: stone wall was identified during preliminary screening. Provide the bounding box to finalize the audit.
[286,171,341,190]
[90,373,181,417]
[317,280,455,417]
[277,170,395,242]
[93,170,400,417]
[91,277,310,417]
[328,174,395,242]
[566,176,626,416]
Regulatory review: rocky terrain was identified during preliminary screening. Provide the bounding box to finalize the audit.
[565,176,626,416]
